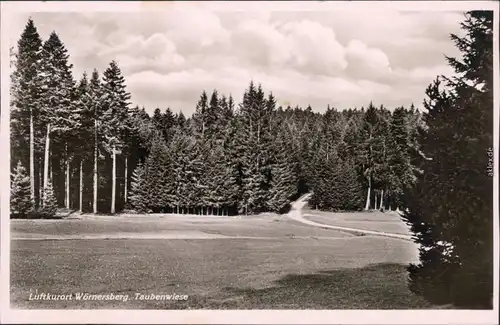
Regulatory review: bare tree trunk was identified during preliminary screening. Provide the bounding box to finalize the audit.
[111,145,116,214]
[38,161,42,207]
[29,108,35,202]
[65,144,70,209]
[49,157,53,183]
[374,191,378,210]
[364,175,371,210]
[79,159,83,213]
[93,121,98,214]
[124,156,128,204]
[379,189,384,210]
[43,124,51,205]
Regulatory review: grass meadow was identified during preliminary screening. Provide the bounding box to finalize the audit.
[10,210,431,309]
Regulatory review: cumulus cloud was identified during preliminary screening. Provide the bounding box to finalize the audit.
[8,4,465,115]
[346,40,392,79]
[281,20,348,74]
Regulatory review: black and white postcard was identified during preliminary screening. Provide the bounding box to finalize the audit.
[1,1,498,324]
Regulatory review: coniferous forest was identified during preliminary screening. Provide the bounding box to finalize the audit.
[9,11,494,308]
[10,18,424,218]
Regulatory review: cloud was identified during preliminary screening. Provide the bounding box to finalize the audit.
[9,6,465,115]
[346,40,392,79]
[280,20,348,74]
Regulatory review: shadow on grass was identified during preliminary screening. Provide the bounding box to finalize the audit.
[194,263,432,309]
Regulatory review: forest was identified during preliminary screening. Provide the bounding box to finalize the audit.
[9,18,422,217]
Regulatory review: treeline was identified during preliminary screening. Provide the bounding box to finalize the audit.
[10,18,422,217]
[129,86,422,215]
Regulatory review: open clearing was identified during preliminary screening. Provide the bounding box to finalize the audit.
[10,209,430,309]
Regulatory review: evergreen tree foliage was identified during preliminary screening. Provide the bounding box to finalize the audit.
[40,180,58,218]
[268,128,297,213]
[10,161,34,218]
[39,31,77,207]
[129,163,148,213]
[402,11,493,308]
[101,60,131,152]
[144,132,169,212]
[10,18,43,207]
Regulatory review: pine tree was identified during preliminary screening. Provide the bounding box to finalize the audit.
[402,11,493,308]
[129,163,148,213]
[38,32,76,208]
[74,72,93,212]
[152,108,163,132]
[192,91,209,138]
[40,180,58,218]
[169,129,191,213]
[144,132,169,212]
[10,161,34,218]
[101,61,131,214]
[177,111,187,130]
[237,82,274,214]
[162,107,176,143]
[335,158,365,211]
[10,18,43,207]
[268,129,297,213]
[389,107,416,208]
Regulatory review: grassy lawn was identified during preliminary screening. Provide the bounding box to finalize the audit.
[303,209,412,235]
[10,212,428,309]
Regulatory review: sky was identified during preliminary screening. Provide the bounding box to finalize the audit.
[8,2,465,116]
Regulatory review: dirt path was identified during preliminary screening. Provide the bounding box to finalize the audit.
[287,194,413,241]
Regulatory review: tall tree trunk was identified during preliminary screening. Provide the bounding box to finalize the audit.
[29,108,35,202]
[65,144,70,209]
[93,121,98,214]
[43,124,51,205]
[79,159,83,213]
[379,189,384,210]
[38,161,42,208]
[364,175,371,210]
[124,156,128,204]
[374,191,378,210]
[111,145,116,214]
[49,157,53,183]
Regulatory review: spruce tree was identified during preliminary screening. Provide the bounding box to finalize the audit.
[169,129,191,213]
[40,180,58,218]
[192,91,209,138]
[129,163,148,213]
[402,11,493,308]
[152,108,163,132]
[268,129,297,213]
[10,18,43,207]
[144,132,169,212]
[101,61,131,213]
[10,161,34,218]
[39,32,76,208]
